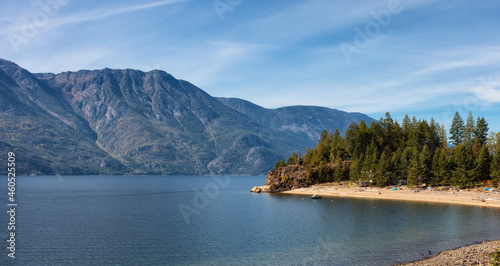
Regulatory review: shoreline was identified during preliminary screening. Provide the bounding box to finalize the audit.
[280,185,500,264]
[401,240,500,265]
[280,185,500,208]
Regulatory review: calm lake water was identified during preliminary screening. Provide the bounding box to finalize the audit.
[1,175,500,265]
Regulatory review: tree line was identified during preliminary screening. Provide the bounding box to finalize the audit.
[275,112,500,188]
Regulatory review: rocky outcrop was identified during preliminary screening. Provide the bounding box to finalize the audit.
[255,163,347,193]
[250,186,270,193]
[263,165,310,192]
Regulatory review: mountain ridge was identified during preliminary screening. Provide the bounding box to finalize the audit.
[0,58,374,175]
[216,97,374,146]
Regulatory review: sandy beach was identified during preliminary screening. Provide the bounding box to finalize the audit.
[281,185,500,208]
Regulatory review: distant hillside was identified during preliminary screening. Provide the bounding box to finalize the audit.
[0,58,374,175]
[216,97,375,147]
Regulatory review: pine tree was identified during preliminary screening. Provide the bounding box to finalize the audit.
[374,151,390,187]
[400,146,414,181]
[474,117,489,144]
[407,148,420,187]
[317,130,333,164]
[431,148,448,185]
[330,129,342,162]
[426,118,440,153]
[392,120,403,149]
[336,148,345,162]
[334,164,343,182]
[450,112,465,146]
[451,144,475,187]
[464,111,475,147]
[475,145,491,181]
[344,123,359,157]
[493,132,500,155]
[391,147,403,184]
[419,145,432,185]
[439,123,449,156]
[275,158,286,169]
[472,139,482,159]
[363,141,378,182]
[287,152,299,165]
[349,157,361,182]
[490,150,500,186]
[381,112,395,150]
[402,115,411,133]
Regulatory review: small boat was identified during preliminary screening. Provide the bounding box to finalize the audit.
[311,194,322,199]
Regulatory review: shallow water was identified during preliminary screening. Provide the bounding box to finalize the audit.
[1,175,500,265]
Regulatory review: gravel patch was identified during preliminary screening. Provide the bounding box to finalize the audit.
[402,240,500,266]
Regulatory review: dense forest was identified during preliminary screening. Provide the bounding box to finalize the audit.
[275,112,500,188]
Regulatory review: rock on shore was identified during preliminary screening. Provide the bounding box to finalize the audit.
[263,165,310,192]
[250,186,270,193]
[403,240,500,265]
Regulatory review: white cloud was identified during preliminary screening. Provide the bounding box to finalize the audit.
[0,0,189,36]
[474,74,500,103]
[47,0,189,28]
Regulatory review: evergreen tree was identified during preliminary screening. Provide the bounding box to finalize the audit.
[275,158,286,169]
[317,130,333,164]
[349,158,361,182]
[374,151,390,186]
[431,148,448,185]
[426,118,441,153]
[334,164,343,182]
[402,115,411,133]
[475,145,491,181]
[464,111,475,147]
[330,129,342,162]
[381,112,395,150]
[472,139,482,159]
[400,146,414,182]
[419,145,432,184]
[391,147,403,185]
[357,120,370,157]
[449,112,465,146]
[407,148,420,187]
[363,141,378,182]
[336,148,345,162]
[495,133,500,153]
[451,144,475,187]
[344,123,359,157]
[287,152,299,165]
[392,120,403,149]
[488,132,500,155]
[439,123,449,156]
[474,117,489,144]
[490,149,500,186]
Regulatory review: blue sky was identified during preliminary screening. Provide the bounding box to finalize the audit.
[1,0,500,132]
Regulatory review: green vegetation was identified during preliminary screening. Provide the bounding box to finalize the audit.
[491,249,500,266]
[276,112,500,188]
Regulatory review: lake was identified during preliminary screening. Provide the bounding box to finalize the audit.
[1,175,500,265]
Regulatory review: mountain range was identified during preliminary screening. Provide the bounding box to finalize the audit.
[0,59,374,175]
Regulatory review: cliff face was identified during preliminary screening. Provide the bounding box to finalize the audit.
[256,162,349,193]
[264,165,310,192]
